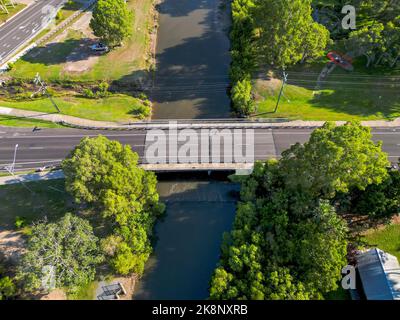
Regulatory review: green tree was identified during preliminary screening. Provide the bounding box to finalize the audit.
[17,213,103,293]
[280,121,389,197]
[63,136,163,275]
[231,78,255,116]
[210,122,388,300]
[348,169,400,220]
[254,0,330,67]
[90,0,133,47]
[0,277,16,300]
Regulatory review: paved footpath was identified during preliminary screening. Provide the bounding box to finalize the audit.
[3,106,400,129]
[0,170,64,185]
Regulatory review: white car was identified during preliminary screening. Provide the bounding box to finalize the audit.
[90,43,109,52]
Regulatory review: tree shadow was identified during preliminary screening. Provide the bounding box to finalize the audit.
[118,0,232,119]
[20,38,100,66]
[156,0,213,18]
[284,60,400,119]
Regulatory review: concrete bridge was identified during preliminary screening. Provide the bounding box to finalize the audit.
[1,125,400,175]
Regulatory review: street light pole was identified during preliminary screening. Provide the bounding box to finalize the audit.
[274,70,288,113]
[5,143,18,174]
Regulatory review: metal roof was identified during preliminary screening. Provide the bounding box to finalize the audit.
[357,248,400,300]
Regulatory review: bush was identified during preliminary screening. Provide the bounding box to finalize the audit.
[14,216,27,229]
[96,81,110,98]
[82,88,95,98]
[231,78,255,116]
[0,277,16,300]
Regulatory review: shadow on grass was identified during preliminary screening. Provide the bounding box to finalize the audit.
[21,38,99,66]
[271,59,400,119]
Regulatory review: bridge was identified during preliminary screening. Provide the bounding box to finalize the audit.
[1,123,400,175]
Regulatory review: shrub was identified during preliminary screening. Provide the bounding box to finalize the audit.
[0,277,16,300]
[82,88,95,98]
[96,81,110,98]
[231,78,255,116]
[14,216,27,229]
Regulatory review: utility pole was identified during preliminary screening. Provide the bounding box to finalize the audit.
[33,73,61,113]
[274,70,288,113]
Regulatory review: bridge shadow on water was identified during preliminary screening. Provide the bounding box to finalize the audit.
[133,172,239,300]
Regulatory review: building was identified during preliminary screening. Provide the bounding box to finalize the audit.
[356,248,400,300]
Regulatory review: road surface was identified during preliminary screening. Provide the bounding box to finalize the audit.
[0,0,66,65]
[0,126,399,172]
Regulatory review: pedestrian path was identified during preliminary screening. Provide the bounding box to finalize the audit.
[2,106,400,129]
[0,170,64,185]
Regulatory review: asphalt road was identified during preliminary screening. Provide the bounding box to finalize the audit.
[0,0,66,65]
[1,126,400,172]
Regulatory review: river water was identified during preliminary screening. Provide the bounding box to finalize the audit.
[134,175,238,300]
[150,0,231,119]
[133,0,235,300]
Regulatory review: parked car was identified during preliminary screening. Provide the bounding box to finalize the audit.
[90,42,109,52]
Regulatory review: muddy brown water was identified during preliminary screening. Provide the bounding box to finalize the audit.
[150,0,231,119]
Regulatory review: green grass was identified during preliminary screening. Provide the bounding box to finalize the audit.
[0,94,149,122]
[0,115,62,128]
[9,29,84,80]
[363,223,400,261]
[8,0,155,82]
[67,281,98,300]
[0,3,26,24]
[0,180,72,229]
[254,61,400,121]
[325,286,351,300]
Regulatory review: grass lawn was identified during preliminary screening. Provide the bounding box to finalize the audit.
[8,0,156,82]
[0,3,26,24]
[9,29,86,80]
[363,223,400,261]
[0,180,72,229]
[325,286,350,300]
[68,281,98,300]
[0,115,62,128]
[254,61,400,121]
[0,94,149,122]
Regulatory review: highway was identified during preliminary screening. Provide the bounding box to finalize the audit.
[0,126,400,172]
[0,0,66,65]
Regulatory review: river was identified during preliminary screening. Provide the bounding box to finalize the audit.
[134,174,238,300]
[150,0,231,119]
[133,0,235,300]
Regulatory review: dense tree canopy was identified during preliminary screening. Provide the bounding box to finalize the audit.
[280,122,389,197]
[254,0,330,68]
[17,213,103,293]
[315,0,400,68]
[210,122,390,300]
[63,136,163,275]
[90,0,133,47]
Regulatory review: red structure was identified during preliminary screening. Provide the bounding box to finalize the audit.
[327,51,354,71]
